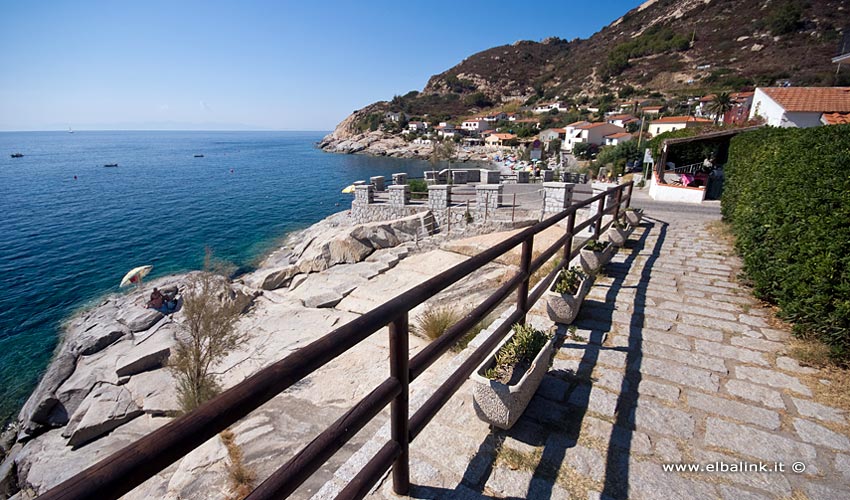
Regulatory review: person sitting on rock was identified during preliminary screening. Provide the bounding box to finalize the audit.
[147,287,165,311]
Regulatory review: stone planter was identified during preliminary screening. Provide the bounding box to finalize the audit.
[603,224,634,248]
[624,208,643,226]
[544,275,594,325]
[471,332,557,429]
[579,241,616,275]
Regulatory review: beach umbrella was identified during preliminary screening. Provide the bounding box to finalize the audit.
[120,265,153,288]
[341,185,355,194]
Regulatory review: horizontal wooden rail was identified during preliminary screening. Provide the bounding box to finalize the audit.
[37,182,633,500]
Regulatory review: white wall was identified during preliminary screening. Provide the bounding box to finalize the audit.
[648,173,706,203]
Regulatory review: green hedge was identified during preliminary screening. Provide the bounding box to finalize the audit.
[723,125,850,363]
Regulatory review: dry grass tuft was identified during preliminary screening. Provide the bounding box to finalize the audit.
[220,429,256,500]
[413,305,462,341]
[791,338,850,413]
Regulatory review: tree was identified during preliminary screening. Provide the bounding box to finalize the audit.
[170,251,249,412]
[465,92,493,108]
[706,92,734,124]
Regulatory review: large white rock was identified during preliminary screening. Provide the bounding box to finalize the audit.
[115,331,175,378]
[62,384,144,447]
[117,307,164,333]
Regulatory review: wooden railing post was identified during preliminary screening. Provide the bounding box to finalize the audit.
[564,212,576,263]
[614,186,623,224]
[595,197,605,236]
[626,182,634,210]
[390,314,410,495]
[516,237,533,324]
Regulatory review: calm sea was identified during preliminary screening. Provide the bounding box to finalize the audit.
[0,130,439,425]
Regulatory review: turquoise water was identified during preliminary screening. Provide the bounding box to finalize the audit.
[0,131,437,425]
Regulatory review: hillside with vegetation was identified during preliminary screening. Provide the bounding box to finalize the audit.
[325,0,849,140]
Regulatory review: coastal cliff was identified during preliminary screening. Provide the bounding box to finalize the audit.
[0,206,516,499]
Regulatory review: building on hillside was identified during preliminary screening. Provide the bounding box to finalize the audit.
[485,133,517,147]
[532,102,566,114]
[512,118,541,129]
[385,112,403,123]
[648,116,713,137]
[461,119,487,133]
[749,87,850,128]
[604,132,634,146]
[483,112,508,122]
[408,121,428,132]
[562,122,627,152]
[606,114,639,128]
[538,128,566,144]
[641,105,665,115]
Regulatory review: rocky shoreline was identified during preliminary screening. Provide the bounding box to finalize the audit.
[317,129,498,163]
[0,204,525,499]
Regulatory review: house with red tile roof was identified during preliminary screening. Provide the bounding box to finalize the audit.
[648,116,713,137]
[563,122,627,152]
[749,87,850,127]
[604,132,634,146]
[820,112,850,125]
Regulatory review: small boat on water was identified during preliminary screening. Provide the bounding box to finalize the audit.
[194,154,204,158]
[103,163,118,167]
[11,153,24,158]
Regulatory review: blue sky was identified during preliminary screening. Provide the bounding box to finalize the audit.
[0,0,643,131]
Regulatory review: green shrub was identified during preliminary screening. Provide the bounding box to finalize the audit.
[723,125,850,363]
[408,178,428,199]
[553,266,587,295]
[484,323,551,381]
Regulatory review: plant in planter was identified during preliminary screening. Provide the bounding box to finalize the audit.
[579,239,615,275]
[603,221,633,247]
[624,207,644,226]
[472,323,555,429]
[545,266,593,324]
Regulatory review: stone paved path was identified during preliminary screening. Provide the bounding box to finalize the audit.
[316,200,850,500]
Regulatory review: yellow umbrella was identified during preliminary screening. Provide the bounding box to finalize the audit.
[120,265,153,287]
[341,185,355,194]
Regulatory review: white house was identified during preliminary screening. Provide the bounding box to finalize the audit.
[606,114,638,128]
[483,112,507,122]
[604,132,634,146]
[461,119,487,132]
[562,122,627,152]
[532,102,566,114]
[385,112,403,122]
[647,116,713,137]
[485,133,517,147]
[538,128,566,143]
[641,105,664,115]
[408,121,428,132]
[749,87,850,128]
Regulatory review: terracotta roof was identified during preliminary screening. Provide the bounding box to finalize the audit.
[579,122,615,129]
[605,132,633,139]
[488,133,517,140]
[821,112,850,125]
[651,116,713,124]
[699,94,716,102]
[567,120,590,127]
[542,128,566,133]
[642,105,664,110]
[761,87,850,112]
[607,114,635,121]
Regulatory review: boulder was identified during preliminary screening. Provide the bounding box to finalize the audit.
[116,308,163,333]
[124,370,180,416]
[62,384,143,447]
[327,235,374,265]
[259,265,300,291]
[17,350,77,430]
[55,339,130,421]
[76,323,127,356]
[350,223,400,250]
[115,334,174,378]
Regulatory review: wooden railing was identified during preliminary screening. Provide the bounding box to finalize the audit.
[37,182,634,500]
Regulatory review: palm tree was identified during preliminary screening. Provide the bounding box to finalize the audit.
[707,92,734,124]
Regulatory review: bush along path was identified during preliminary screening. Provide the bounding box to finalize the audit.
[320,206,850,500]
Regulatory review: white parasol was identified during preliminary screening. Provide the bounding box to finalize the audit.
[120,265,153,288]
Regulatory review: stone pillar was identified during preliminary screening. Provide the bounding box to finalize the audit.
[354,184,374,205]
[476,184,502,218]
[517,171,530,184]
[480,169,500,184]
[370,176,385,192]
[389,184,410,208]
[428,185,452,210]
[466,169,481,183]
[353,180,367,186]
[451,170,468,185]
[392,173,408,185]
[542,182,575,215]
